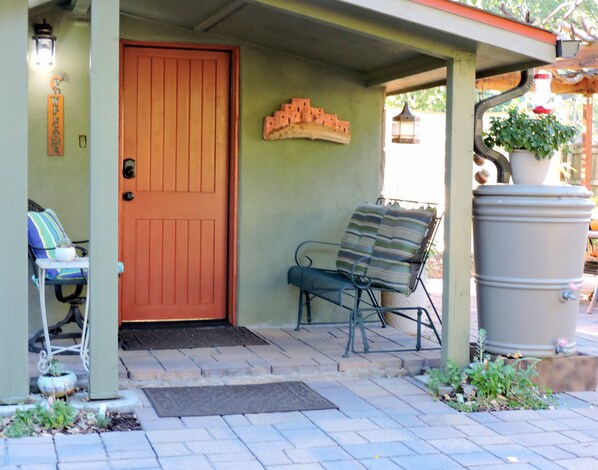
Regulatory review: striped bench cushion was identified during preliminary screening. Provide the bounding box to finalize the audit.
[27,209,85,281]
[367,206,435,292]
[336,204,387,278]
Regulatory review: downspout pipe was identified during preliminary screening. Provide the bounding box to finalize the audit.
[473,70,534,183]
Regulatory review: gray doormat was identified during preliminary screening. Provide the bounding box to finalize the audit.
[143,381,337,417]
[119,326,268,350]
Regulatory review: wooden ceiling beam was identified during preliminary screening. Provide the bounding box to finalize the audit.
[194,0,246,32]
[476,43,598,94]
[476,74,597,94]
[364,56,446,88]
[70,0,91,19]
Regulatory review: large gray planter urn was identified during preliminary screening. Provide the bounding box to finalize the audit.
[473,184,593,358]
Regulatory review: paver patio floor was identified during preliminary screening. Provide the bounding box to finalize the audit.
[7,275,598,469]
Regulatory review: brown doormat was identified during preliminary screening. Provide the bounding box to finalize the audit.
[143,381,337,417]
[119,326,268,351]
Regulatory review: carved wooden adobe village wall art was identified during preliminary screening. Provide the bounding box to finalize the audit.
[263,98,351,144]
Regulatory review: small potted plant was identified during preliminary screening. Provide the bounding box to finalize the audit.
[55,237,76,261]
[483,108,577,184]
[37,358,77,398]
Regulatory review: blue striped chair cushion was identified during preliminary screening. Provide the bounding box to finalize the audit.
[27,209,85,281]
[336,204,387,278]
[367,206,435,292]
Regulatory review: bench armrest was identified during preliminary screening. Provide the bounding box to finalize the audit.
[294,240,340,267]
[351,255,372,289]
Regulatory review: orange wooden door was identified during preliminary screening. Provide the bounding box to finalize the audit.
[120,45,230,322]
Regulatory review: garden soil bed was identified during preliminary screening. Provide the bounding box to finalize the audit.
[0,410,142,438]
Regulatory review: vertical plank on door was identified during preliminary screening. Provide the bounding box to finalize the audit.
[135,219,150,306]
[137,57,151,192]
[189,60,203,193]
[176,60,190,193]
[150,58,164,192]
[202,60,216,194]
[175,219,189,305]
[162,219,176,305]
[201,219,215,304]
[149,219,163,305]
[163,59,177,192]
[188,220,202,305]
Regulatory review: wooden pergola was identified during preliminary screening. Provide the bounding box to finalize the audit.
[476,42,597,188]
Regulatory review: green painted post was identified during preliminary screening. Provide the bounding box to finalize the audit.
[0,0,29,405]
[88,0,120,400]
[442,52,476,368]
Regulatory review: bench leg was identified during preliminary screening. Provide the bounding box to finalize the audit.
[295,290,305,331]
[415,308,423,350]
[358,291,370,352]
[345,290,369,357]
[343,310,354,358]
[305,291,312,324]
[366,289,386,328]
[421,281,442,325]
[295,291,314,331]
[356,309,369,354]
[344,291,363,357]
[422,307,442,344]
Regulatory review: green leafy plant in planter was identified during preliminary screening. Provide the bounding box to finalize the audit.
[483,108,577,184]
[46,357,65,376]
[426,329,554,412]
[483,108,577,160]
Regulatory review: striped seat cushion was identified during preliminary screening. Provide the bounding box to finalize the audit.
[336,204,388,278]
[27,209,85,281]
[367,205,436,293]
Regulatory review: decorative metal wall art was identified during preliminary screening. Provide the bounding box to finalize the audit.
[48,72,68,156]
[263,98,350,144]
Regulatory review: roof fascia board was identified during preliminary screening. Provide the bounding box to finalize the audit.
[364,56,445,87]
[337,0,557,63]
[411,0,555,43]
[247,0,464,59]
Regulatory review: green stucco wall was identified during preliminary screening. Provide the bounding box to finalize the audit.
[237,48,383,325]
[27,10,383,330]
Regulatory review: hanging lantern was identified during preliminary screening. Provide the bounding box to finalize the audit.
[532,70,552,114]
[32,19,56,66]
[392,101,420,144]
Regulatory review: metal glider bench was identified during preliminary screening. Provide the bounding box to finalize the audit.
[288,198,442,357]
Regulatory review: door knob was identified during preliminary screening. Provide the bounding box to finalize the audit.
[123,191,135,201]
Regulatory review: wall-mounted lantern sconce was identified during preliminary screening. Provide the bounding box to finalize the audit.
[32,19,56,66]
[392,100,420,144]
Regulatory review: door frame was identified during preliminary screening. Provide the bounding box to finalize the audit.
[118,40,240,325]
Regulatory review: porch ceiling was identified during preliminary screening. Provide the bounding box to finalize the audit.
[32,0,558,94]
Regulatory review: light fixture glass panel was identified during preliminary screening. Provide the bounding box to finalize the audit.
[35,37,54,65]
